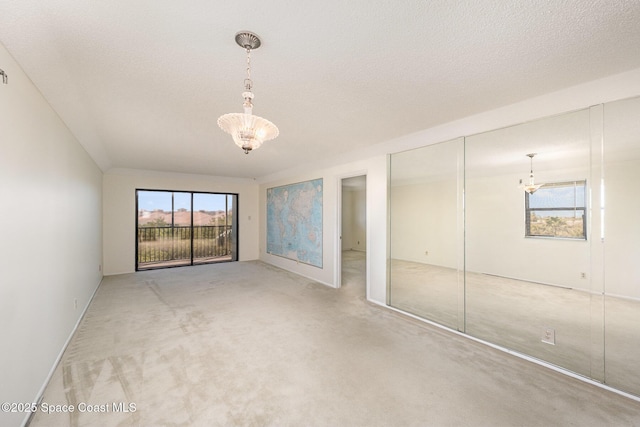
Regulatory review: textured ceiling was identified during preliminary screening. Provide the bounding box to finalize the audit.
[1,0,640,179]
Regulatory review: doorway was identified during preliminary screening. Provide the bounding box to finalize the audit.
[340,175,367,297]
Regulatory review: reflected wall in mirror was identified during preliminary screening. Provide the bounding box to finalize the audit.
[387,95,640,398]
[464,108,599,379]
[603,96,640,397]
[389,138,464,330]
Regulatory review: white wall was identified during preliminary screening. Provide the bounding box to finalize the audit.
[102,169,260,275]
[603,93,640,300]
[258,68,640,310]
[341,190,354,251]
[604,159,640,299]
[465,171,591,291]
[389,160,597,292]
[390,180,458,268]
[0,43,103,427]
[342,187,366,251]
[259,159,386,303]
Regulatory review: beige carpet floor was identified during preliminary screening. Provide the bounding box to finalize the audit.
[389,259,640,397]
[28,251,640,426]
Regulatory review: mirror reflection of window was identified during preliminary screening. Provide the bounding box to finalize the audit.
[388,97,640,399]
[525,180,586,239]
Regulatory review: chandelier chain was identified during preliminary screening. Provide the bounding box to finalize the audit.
[244,47,252,91]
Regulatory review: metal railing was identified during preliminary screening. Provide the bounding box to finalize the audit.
[137,225,232,266]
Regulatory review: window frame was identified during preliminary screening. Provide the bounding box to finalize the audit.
[524,180,587,240]
[135,189,239,270]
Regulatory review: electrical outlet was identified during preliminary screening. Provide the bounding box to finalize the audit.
[425,250,429,256]
[580,272,586,279]
[542,328,555,345]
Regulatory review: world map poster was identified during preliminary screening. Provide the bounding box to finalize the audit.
[266,178,323,267]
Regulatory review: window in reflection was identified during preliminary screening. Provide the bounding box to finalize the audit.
[525,180,586,239]
[388,97,640,398]
[464,107,595,378]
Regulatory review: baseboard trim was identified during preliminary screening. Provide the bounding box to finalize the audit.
[258,260,335,289]
[22,277,103,427]
[372,301,640,404]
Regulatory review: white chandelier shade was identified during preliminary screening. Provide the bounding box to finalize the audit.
[523,174,543,194]
[217,111,279,153]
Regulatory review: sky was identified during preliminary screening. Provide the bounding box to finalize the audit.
[529,182,585,209]
[137,191,231,212]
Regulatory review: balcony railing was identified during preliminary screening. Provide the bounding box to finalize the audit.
[137,225,232,268]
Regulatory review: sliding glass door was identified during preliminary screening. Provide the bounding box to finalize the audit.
[192,192,236,264]
[136,190,238,270]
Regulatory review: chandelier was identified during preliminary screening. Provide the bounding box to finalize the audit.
[217,31,279,154]
[522,153,543,194]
